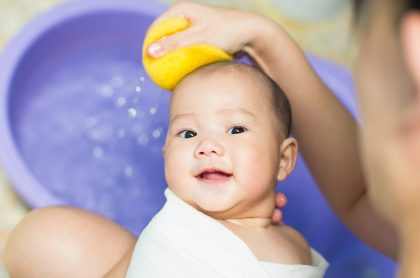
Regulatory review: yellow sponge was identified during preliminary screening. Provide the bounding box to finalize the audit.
[142,17,232,90]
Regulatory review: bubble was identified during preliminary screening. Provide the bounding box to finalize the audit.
[139,76,145,82]
[137,134,149,147]
[127,108,137,118]
[115,97,127,108]
[99,84,114,97]
[88,129,103,141]
[111,75,124,88]
[152,128,163,139]
[149,107,157,115]
[87,124,114,142]
[124,165,134,177]
[84,116,99,128]
[92,146,104,158]
[135,86,142,93]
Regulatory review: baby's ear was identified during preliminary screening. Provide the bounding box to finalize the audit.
[277,137,298,181]
[401,11,420,97]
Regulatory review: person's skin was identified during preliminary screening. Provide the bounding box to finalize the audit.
[353,0,420,276]
[147,1,398,258]
[164,63,311,264]
[4,206,137,278]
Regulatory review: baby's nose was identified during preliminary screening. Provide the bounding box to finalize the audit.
[194,138,224,157]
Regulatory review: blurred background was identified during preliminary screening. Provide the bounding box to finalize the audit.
[0,0,357,276]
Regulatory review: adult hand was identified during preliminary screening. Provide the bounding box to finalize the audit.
[146,1,274,59]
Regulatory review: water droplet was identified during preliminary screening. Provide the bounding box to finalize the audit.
[135,86,142,93]
[124,165,134,177]
[99,84,114,97]
[128,108,137,118]
[92,146,104,158]
[88,129,103,141]
[149,107,157,115]
[111,75,123,88]
[84,116,99,128]
[137,134,149,146]
[152,128,162,138]
[115,97,127,108]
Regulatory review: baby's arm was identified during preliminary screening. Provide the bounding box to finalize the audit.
[229,222,312,265]
[147,2,397,258]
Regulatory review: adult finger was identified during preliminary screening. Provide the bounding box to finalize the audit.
[271,209,284,225]
[276,192,288,208]
[146,26,201,58]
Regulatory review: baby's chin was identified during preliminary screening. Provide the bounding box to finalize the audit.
[194,201,268,221]
[187,199,237,219]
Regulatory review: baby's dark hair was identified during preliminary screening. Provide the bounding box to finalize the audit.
[258,66,292,137]
[178,61,292,137]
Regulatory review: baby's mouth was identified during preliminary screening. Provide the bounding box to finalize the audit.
[196,169,233,183]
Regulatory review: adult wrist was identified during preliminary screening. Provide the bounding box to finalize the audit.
[241,13,281,54]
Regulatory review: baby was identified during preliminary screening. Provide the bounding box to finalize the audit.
[126,61,328,277]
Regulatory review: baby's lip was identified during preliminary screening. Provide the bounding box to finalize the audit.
[195,168,233,182]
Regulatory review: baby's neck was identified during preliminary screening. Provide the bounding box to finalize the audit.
[219,217,272,229]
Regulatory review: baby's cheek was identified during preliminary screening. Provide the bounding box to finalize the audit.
[236,153,278,187]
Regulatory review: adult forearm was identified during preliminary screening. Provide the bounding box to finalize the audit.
[243,19,400,257]
[245,20,363,216]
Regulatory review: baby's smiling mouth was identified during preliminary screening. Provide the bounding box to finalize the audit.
[196,169,233,183]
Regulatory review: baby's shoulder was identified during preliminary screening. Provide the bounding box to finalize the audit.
[220,220,312,265]
[267,224,312,265]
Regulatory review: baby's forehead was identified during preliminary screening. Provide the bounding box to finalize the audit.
[173,62,272,97]
[186,62,266,83]
[170,63,275,115]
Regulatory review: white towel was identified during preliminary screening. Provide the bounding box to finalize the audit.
[127,188,329,277]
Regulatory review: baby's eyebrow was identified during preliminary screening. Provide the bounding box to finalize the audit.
[170,113,195,125]
[170,108,256,125]
[218,108,257,119]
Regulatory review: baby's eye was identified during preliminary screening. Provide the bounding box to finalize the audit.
[178,130,197,139]
[227,126,247,135]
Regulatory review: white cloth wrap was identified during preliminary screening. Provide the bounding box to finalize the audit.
[127,189,329,277]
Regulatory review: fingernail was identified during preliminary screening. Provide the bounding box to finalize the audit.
[148,42,164,57]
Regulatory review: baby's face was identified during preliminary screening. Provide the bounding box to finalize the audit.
[163,68,284,219]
